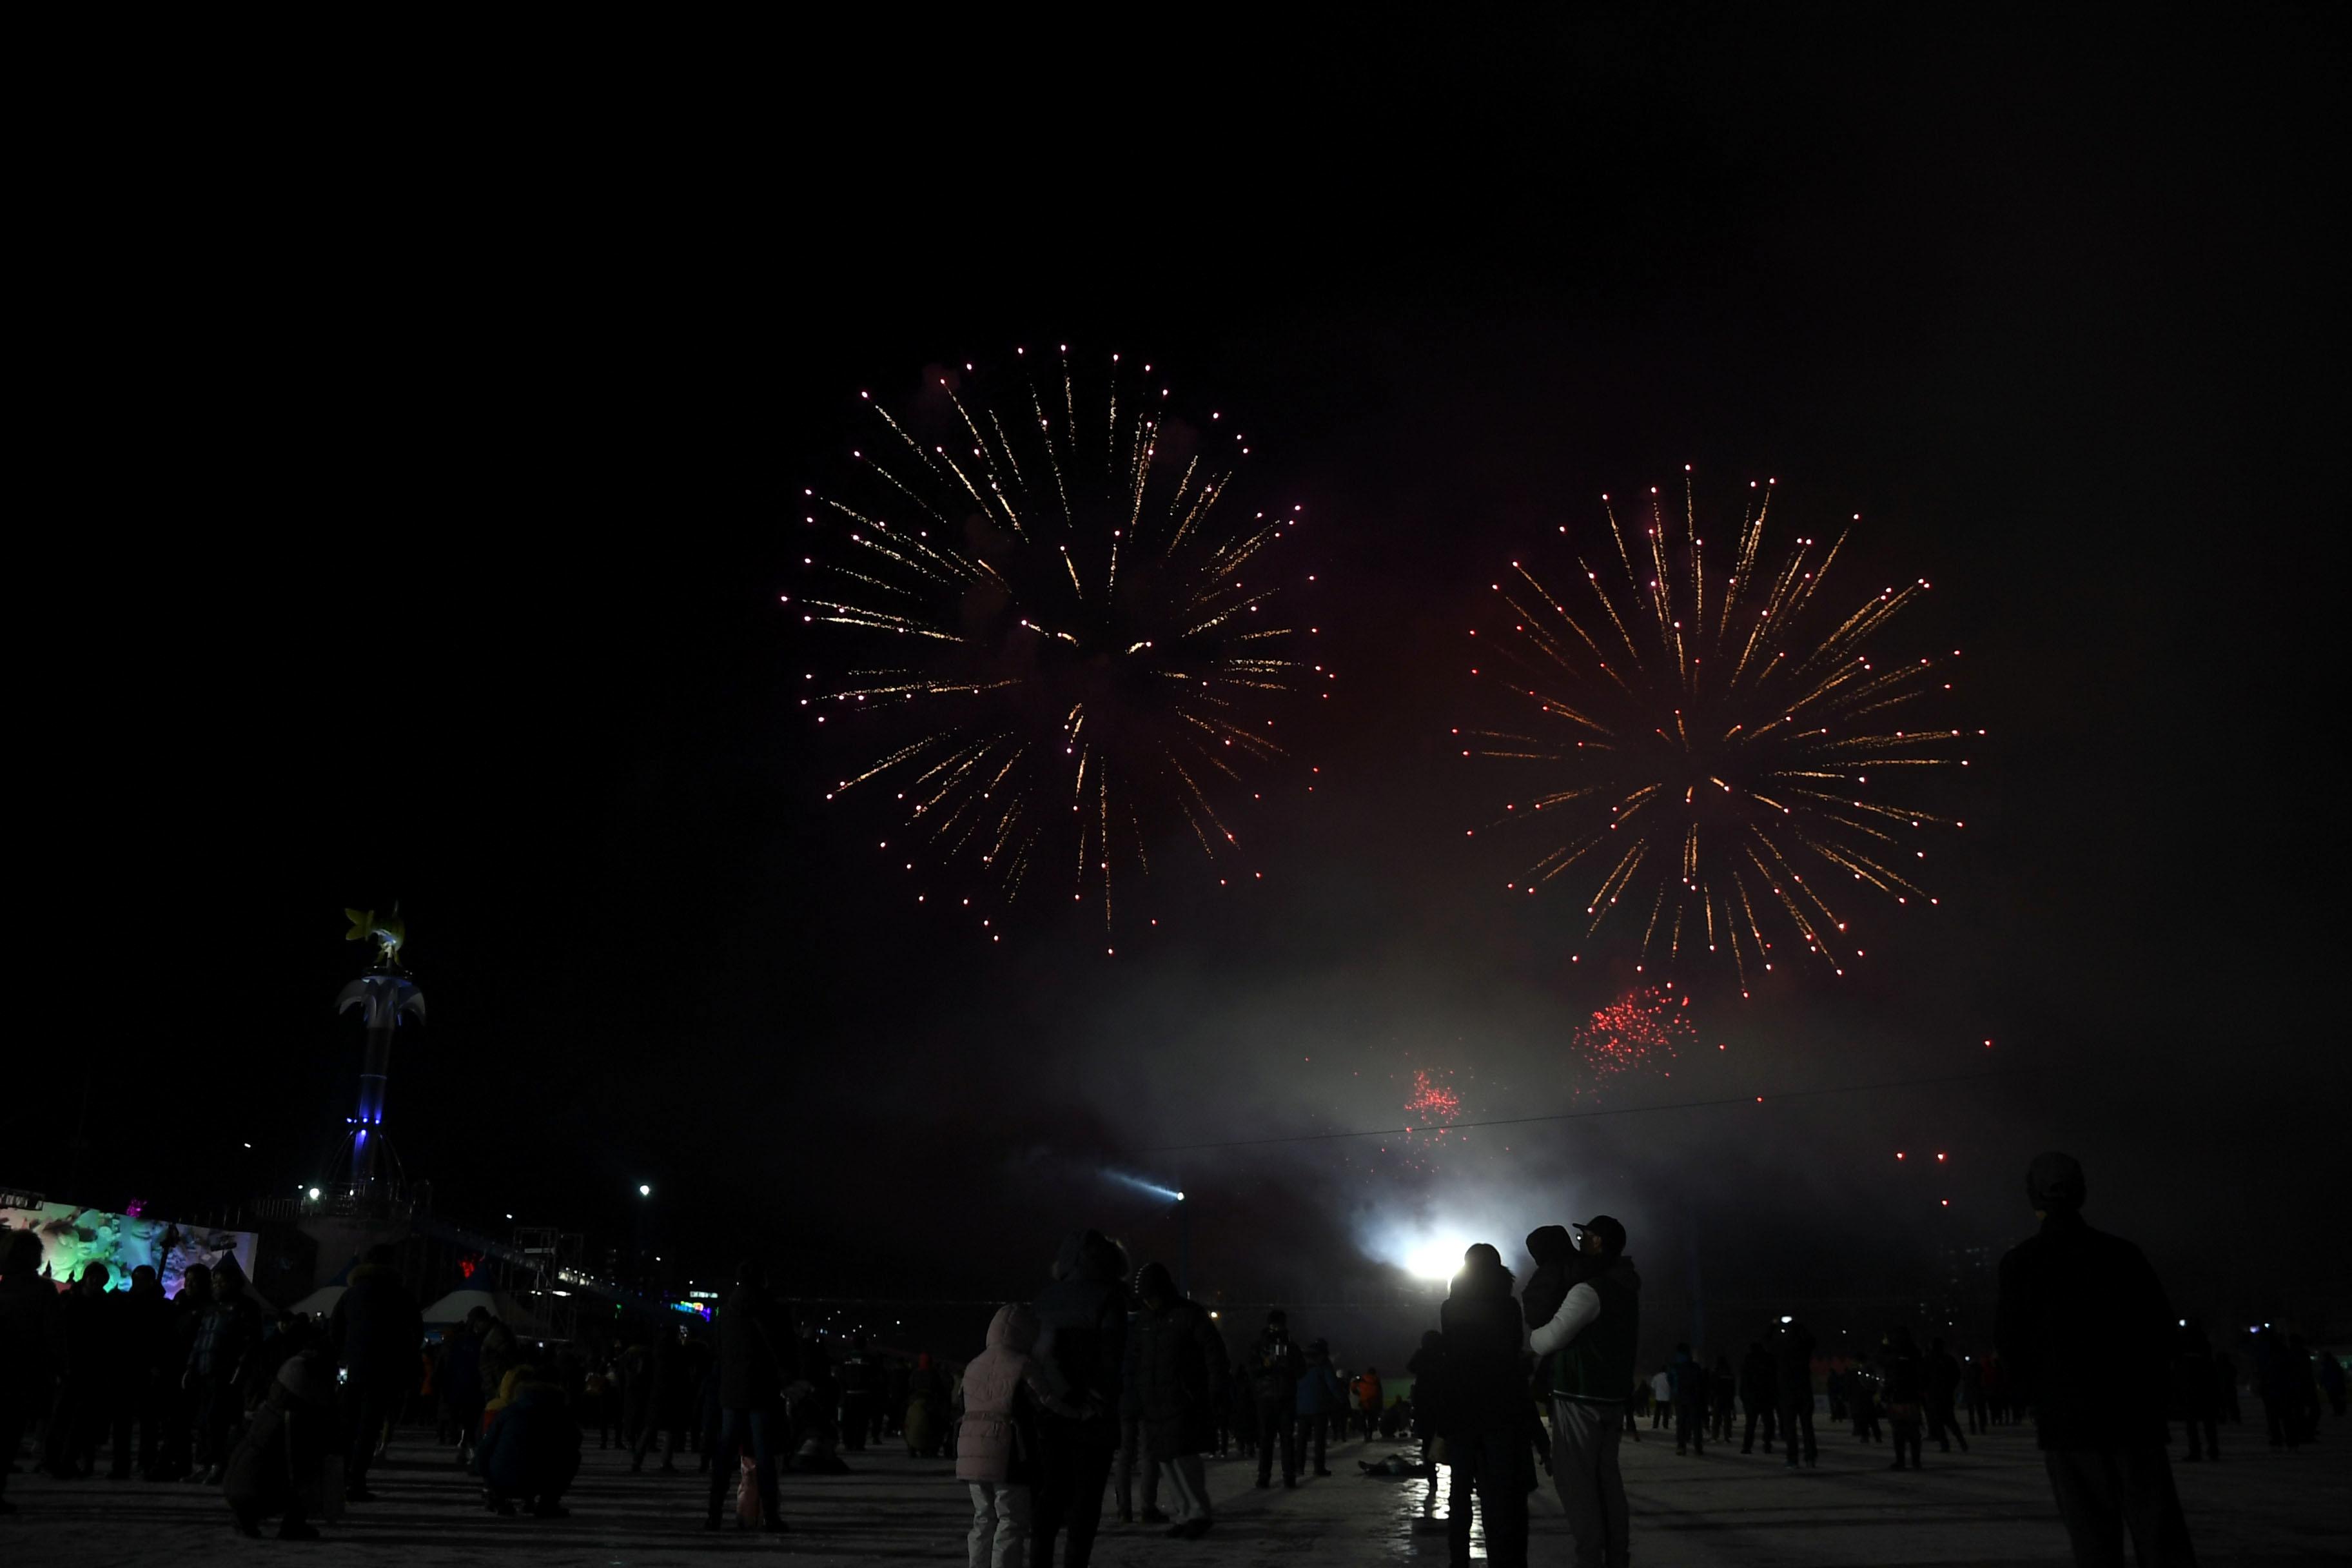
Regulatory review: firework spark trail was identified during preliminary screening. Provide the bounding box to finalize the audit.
[1572,987,1694,1077]
[794,351,1317,942]
[1466,471,1976,994]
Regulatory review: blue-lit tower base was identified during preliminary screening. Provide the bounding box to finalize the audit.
[333,968,426,1200]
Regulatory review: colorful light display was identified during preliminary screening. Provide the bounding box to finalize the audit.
[0,1200,256,1297]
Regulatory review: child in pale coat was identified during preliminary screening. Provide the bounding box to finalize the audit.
[956,1304,1081,1568]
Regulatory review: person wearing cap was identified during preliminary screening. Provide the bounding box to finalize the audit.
[1528,1215,1640,1568]
[1995,1151,2195,1567]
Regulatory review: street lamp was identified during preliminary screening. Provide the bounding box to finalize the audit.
[638,1183,652,1197]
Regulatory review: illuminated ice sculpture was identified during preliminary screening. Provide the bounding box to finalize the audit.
[333,906,425,1199]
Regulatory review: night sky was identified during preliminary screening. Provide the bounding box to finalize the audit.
[40,11,2345,1351]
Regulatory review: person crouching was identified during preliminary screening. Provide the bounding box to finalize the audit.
[475,1364,583,1518]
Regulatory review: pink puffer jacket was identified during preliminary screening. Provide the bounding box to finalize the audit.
[955,1304,1058,1482]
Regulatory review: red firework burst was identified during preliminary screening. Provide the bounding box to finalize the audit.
[1573,988,1696,1077]
[1405,1068,1462,1126]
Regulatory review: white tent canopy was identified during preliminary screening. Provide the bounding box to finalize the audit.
[419,1286,543,1335]
[287,1284,344,1318]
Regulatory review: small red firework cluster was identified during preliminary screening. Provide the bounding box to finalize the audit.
[1404,1068,1462,1126]
[1572,988,1696,1077]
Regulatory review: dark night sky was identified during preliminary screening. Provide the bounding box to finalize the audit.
[32,10,2347,1350]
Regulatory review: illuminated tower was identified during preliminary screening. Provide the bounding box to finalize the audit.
[333,908,425,1199]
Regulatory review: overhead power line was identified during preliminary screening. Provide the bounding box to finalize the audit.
[1137,1066,2030,1154]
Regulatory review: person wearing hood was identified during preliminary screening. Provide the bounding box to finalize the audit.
[958,1303,1081,1568]
[1529,1215,1640,1568]
[1775,1318,1818,1469]
[331,1243,422,1502]
[1294,1338,1346,1477]
[1245,1307,1302,1488]
[1996,1150,2194,1567]
[223,1351,333,1540]
[1439,1243,1529,1568]
[475,1363,583,1517]
[1119,1261,1227,1540]
[1027,1228,1126,1568]
[704,1258,798,1534]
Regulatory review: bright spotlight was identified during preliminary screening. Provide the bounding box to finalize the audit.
[307,1187,322,1201]
[638,1183,652,1197]
[1403,1240,1465,1282]
[1106,1171,1184,1203]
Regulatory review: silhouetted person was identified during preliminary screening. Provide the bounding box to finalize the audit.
[1925,1337,1968,1453]
[632,1323,688,1471]
[838,1331,877,1453]
[1246,1308,1301,1487]
[0,1231,55,1514]
[1881,1327,1926,1470]
[1121,1261,1226,1538]
[224,1353,331,1540]
[2172,1322,2219,1462]
[1738,1340,1778,1453]
[45,1262,115,1478]
[1776,1318,1818,1469]
[1672,1344,1708,1456]
[703,1259,796,1533]
[1294,1337,1345,1477]
[1963,1354,1987,1435]
[2318,1346,2346,1419]
[1709,1353,1737,1443]
[1529,1215,1640,1567]
[331,1242,422,1502]
[1848,1364,1883,1444]
[1028,1229,1126,1568]
[1440,1244,1529,1568]
[1997,1150,2195,1567]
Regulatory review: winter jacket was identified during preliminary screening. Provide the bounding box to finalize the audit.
[1879,1340,1925,1415]
[1739,1345,1777,1407]
[1121,1270,1229,1460]
[715,1282,798,1411]
[1406,1333,1449,1433]
[1352,1371,1384,1413]
[1295,1351,1348,1417]
[956,1304,1070,1483]
[477,1317,520,1405]
[1995,1209,2173,1449]
[332,1264,423,1382]
[1247,1331,1302,1405]
[1436,1257,1524,1433]
[1530,1253,1641,1404]
[1029,1230,1127,1434]
[476,1381,582,1500]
